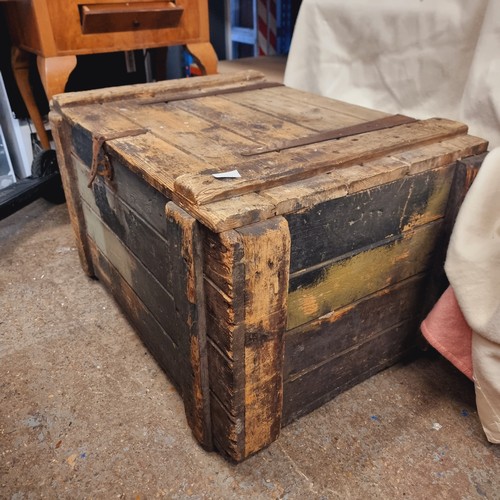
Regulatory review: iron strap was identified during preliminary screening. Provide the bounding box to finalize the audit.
[240,114,418,156]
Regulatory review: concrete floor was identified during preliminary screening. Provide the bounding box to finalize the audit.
[1,198,499,499]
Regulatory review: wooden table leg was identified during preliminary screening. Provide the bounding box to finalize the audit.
[37,55,77,101]
[11,47,51,150]
[185,42,218,75]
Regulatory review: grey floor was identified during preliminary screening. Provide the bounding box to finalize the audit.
[1,198,499,499]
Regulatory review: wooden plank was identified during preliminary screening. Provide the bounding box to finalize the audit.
[52,70,268,109]
[176,191,277,235]
[391,134,487,175]
[172,95,314,144]
[203,228,246,460]
[111,101,259,168]
[287,220,442,330]
[282,319,419,425]
[87,239,183,392]
[165,203,212,450]
[71,125,207,198]
[209,391,241,462]
[286,164,455,273]
[49,111,94,277]
[177,136,487,234]
[69,146,171,239]
[236,217,290,458]
[80,201,182,346]
[173,118,468,206]
[203,218,291,461]
[284,274,427,379]
[74,157,173,292]
[61,102,146,139]
[222,86,388,132]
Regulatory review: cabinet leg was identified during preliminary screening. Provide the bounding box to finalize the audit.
[37,55,77,101]
[11,47,51,150]
[185,42,218,75]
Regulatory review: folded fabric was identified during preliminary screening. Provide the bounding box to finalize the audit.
[421,286,473,380]
[445,147,500,443]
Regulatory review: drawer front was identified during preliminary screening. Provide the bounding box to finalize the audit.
[80,1,184,34]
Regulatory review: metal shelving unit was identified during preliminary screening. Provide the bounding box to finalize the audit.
[225,0,292,60]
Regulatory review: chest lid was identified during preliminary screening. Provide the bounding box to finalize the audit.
[53,71,488,232]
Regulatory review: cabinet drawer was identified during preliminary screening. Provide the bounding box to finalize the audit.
[80,1,184,34]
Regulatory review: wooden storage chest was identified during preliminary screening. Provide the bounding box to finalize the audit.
[50,71,488,462]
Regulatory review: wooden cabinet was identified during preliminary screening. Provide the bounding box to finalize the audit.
[4,0,217,148]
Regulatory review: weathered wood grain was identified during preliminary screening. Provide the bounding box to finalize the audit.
[204,218,290,461]
[237,217,290,457]
[49,111,94,276]
[165,203,212,450]
[51,70,268,109]
[87,239,183,393]
[172,94,314,143]
[222,86,388,131]
[286,164,455,273]
[177,136,487,234]
[282,318,419,425]
[80,201,182,346]
[69,146,171,239]
[111,100,259,168]
[284,274,427,379]
[173,118,468,206]
[392,134,487,175]
[203,228,246,460]
[252,86,390,121]
[74,157,173,292]
[287,220,442,330]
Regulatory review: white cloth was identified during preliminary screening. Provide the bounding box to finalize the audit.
[284,0,500,148]
[445,148,500,443]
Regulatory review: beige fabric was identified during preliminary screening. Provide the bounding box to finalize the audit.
[284,0,500,148]
[473,334,500,443]
[445,147,500,443]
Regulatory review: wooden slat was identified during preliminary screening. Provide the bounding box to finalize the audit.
[203,218,290,461]
[237,217,290,458]
[111,101,258,168]
[52,70,268,109]
[173,118,468,206]
[74,157,173,292]
[61,102,146,137]
[178,136,487,233]
[49,111,94,277]
[165,203,212,450]
[282,319,418,425]
[176,191,276,235]
[87,239,183,392]
[222,86,388,132]
[107,132,207,196]
[392,134,488,175]
[285,163,455,273]
[203,228,246,460]
[80,201,182,346]
[287,220,442,330]
[284,274,427,380]
[171,95,314,145]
